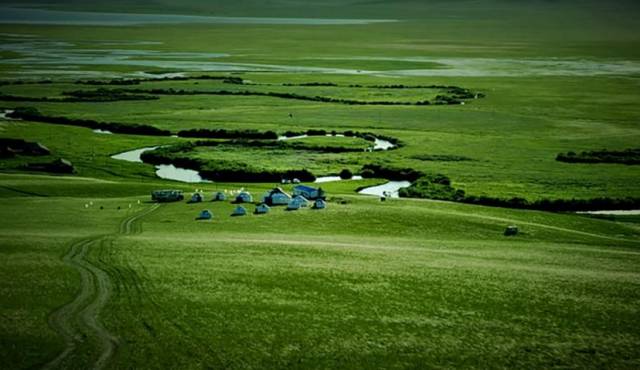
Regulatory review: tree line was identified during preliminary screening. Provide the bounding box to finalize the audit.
[7,107,172,136]
[105,88,465,106]
[556,148,640,165]
[140,144,316,183]
[398,172,640,212]
[0,90,157,103]
[74,75,245,86]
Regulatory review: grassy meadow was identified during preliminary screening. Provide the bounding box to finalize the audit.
[1,0,640,368]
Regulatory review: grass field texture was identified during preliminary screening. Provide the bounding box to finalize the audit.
[1,1,640,368]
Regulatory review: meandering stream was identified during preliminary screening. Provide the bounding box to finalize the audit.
[110,141,406,195]
[277,134,395,151]
[0,109,15,120]
[110,146,210,183]
[577,210,640,216]
[357,181,411,198]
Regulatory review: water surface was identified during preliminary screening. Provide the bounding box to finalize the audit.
[315,175,363,183]
[358,181,411,198]
[577,210,640,216]
[111,146,211,183]
[278,134,396,151]
[0,7,396,26]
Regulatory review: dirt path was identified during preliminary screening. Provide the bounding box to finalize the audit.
[44,204,160,370]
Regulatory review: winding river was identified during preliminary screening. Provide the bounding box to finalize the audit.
[357,181,411,198]
[577,210,640,216]
[277,134,395,151]
[110,146,210,183]
[110,137,408,196]
[0,109,15,120]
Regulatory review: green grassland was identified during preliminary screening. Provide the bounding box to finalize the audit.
[2,72,640,200]
[1,0,640,368]
[1,174,639,368]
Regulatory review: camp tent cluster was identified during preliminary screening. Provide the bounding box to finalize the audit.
[184,189,252,204]
[153,186,327,221]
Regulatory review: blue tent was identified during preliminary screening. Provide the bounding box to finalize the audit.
[232,206,247,216]
[196,209,213,220]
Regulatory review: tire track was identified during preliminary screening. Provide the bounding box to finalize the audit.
[103,205,226,367]
[44,204,160,370]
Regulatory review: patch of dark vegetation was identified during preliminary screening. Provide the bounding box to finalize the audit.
[462,195,640,212]
[23,158,75,174]
[433,95,464,105]
[62,88,159,102]
[141,143,315,183]
[279,82,485,100]
[292,129,402,148]
[339,169,353,179]
[283,130,306,137]
[0,90,157,103]
[349,131,403,148]
[0,79,53,86]
[583,214,640,224]
[7,107,171,137]
[71,76,484,101]
[107,88,464,106]
[343,130,373,142]
[305,129,327,136]
[398,174,466,201]
[178,128,278,140]
[76,79,145,86]
[283,82,339,87]
[0,138,50,158]
[360,163,424,181]
[556,148,640,165]
[399,173,640,212]
[260,129,403,149]
[411,154,473,162]
[268,141,366,153]
[74,75,245,86]
[194,138,367,154]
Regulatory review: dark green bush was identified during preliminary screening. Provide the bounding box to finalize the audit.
[8,107,171,136]
[556,148,640,165]
[339,169,353,179]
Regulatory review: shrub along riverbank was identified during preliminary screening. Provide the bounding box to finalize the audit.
[92,88,468,106]
[360,163,424,181]
[193,139,369,153]
[282,129,403,149]
[5,107,403,147]
[0,138,50,158]
[556,148,640,165]
[399,173,640,212]
[0,90,158,103]
[71,75,483,102]
[139,143,413,182]
[140,143,316,182]
[7,107,172,136]
[178,128,278,140]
